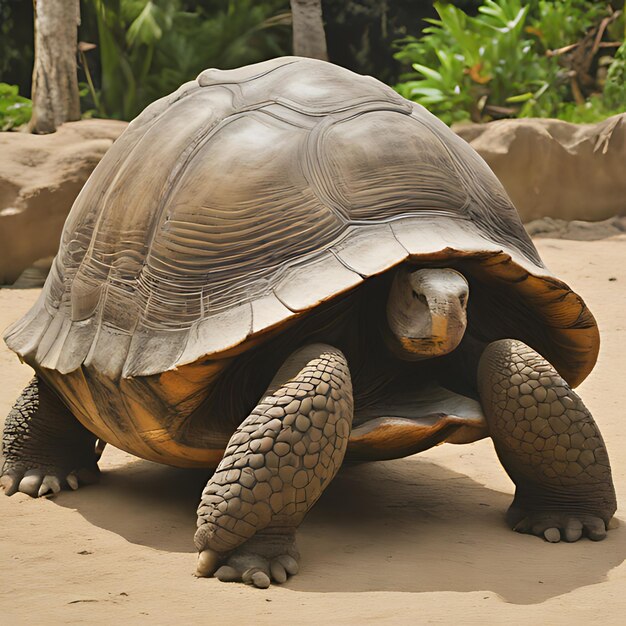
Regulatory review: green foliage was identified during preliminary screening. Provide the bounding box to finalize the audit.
[394,0,624,125]
[0,83,32,131]
[604,41,626,109]
[556,96,625,124]
[527,0,609,51]
[394,1,563,124]
[82,0,291,120]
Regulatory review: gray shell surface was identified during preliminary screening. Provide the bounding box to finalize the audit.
[6,57,565,381]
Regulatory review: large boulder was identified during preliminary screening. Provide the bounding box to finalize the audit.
[455,114,626,222]
[0,119,128,284]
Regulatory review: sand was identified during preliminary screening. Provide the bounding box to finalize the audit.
[1,237,625,625]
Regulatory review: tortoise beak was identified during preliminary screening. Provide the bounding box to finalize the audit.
[430,313,448,342]
[429,311,466,356]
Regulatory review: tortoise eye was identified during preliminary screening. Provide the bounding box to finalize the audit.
[459,294,467,308]
[412,292,428,306]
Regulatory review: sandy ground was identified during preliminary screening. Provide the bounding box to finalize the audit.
[1,237,625,625]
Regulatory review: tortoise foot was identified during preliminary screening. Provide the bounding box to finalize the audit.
[2,376,100,498]
[1,463,100,498]
[507,506,608,542]
[196,530,299,588]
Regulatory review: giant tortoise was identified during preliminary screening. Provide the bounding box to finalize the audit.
[2,57,616,588]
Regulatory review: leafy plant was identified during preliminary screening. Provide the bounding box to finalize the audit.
[394,0,566,124]
[556,96,625,124]
[0,83,32,131]
[82,0,291,120]
[527,0,610,52]
[604,40,626,109]
[394,0,624,125]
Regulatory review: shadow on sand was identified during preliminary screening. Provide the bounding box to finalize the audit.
[53,453,625,605]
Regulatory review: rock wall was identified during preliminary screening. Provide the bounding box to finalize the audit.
[0,120,127,284]
[455,114,626,223]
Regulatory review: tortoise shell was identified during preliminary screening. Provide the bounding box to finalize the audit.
[5,57,598,467]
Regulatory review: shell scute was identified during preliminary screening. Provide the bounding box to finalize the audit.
[273,251,363,313]
[332,224,408,278]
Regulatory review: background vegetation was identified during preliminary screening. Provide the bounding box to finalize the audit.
[79,0,292,120]
[0,0,624,129]
[395,0,626,124]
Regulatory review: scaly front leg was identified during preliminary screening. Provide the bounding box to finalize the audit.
[478,339,616,542]
[194,343,353,588]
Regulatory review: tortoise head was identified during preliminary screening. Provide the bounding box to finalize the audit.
[385,266,469,360]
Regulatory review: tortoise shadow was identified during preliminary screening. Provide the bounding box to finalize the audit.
[53,450,626,605]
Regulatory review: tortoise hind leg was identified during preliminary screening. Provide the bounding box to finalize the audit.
[194,343,353,588]
[1,376,99,497]
[478,339,616,542]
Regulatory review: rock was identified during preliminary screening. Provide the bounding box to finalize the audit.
[0,119,128,284]
[12,256,55,288]
[525,216,626,240]
[455,114,626,222]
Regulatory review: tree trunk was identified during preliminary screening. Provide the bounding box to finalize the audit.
[290,0,328,61]
[29,0,81,134]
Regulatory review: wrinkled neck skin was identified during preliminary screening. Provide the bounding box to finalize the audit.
[385,266,469,361]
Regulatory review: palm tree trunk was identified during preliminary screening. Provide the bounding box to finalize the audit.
[290,0,328,61]
[29,0,81,134]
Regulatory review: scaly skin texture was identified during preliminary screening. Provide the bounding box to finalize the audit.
[479,339,616,542]
[195,343,353,587]
[1,376,99,497]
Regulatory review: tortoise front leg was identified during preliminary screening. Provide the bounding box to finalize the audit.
[195,343,353,588]
[478,339,616,542]
[1,376,100,497]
